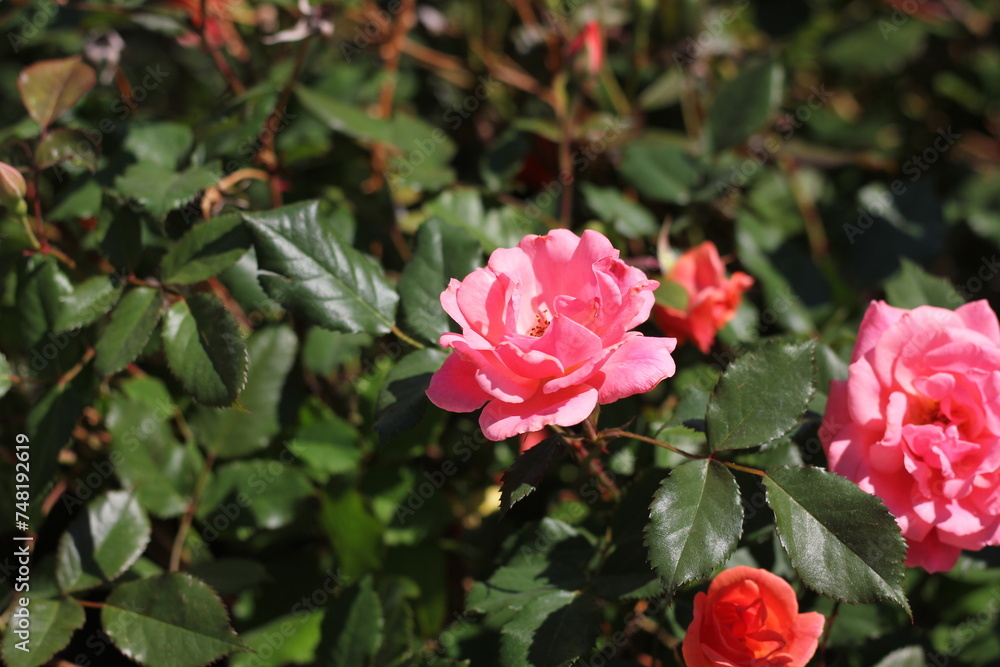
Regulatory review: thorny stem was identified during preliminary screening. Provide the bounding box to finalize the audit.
[818,600,840,666]
[262,36,313,207]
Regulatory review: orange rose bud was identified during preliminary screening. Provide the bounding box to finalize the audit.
[683,566,825,667]
[652,241,753,353]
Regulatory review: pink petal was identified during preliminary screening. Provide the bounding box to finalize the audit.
[479,385,598,440]
[591,333,676,404]
[956,300,1000,344]
[426,354,491,413]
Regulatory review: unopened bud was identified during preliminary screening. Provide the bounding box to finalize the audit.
[0,162,27,208]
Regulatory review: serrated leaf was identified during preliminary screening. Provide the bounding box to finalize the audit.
[231,611,323,667]
[316,576,384,667]
[0,596,85,667]
[162,294,248,407]
[498,591,600,667]
[499,436,564,516]
[160,214,251,285]
[374,348,445,442]
[17,56,96,130]
[645,459,743,595]
[707,58,784,151]
[706,339,817,452]
[885,258,964,310]
[115,162,219,220]
[101,573,246,667]
[54,275,124,332]
[243,200,399,334]
[764,465,910,615]
[398,218,482,343]
[35,128,98,171]
[56,491,152,593]
[94,286,162,377]
[190,325,296,457]
[320,490,384,581]
[26,370,91,503]
[295,86,394,144]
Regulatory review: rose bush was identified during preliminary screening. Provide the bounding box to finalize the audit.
[652,241,754,353]
[821,300,1000,572]
[683,566,825,667]
[425,229,677,440]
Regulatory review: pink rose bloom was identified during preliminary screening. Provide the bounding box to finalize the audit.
[821,300,1000,572]
[426,229,677,441]
[652,241,754,353]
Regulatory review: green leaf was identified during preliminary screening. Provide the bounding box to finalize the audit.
[653,279,690,311]
[54,275,124,332]
[197,460,313,530]
[17,56,96,129]
[320,490,384,581]
[498,591,600,667]
[885,258,964,310]
[467,520,591,623]
[316,576,384,667]
[101,573,246,667]
[160,214,251,285]
[34,128,98,171]
[106,378,201,518]
[707,58,785,152]
[644,459,743,595]
[706,339,817,452]
[243,200,399,334]
[874,647,926,667]
[162,294,248,407]
[94,286,163,376]
[422,189,546,253]
[581,184,659,238]
[115,162,219,220]
[124,122,194,168]
[374,348,445,442]
[190,325,296,456]
[618,137,698,204]
[398,218,482,343]
[499,436,564,517]
[231,611,322,667]
[0,596,85,667]
[764,466,910,614]
[56,491,152,593]
[295,86,393,144]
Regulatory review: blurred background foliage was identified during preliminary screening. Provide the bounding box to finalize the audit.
[0,0,999,665]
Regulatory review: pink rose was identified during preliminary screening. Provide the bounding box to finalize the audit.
[821,300,1000,572]
[683,566,825,667]
[652,241,754,353]
[426,229,677,441]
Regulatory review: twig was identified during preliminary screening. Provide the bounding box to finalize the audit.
[169,451,217,572]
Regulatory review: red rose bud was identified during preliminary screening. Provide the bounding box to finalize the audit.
[567,21,603,75]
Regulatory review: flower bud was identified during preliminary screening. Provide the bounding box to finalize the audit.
[0,162,27,209]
